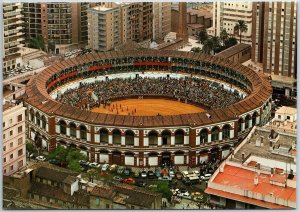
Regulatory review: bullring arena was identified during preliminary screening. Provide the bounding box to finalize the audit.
[25,49,272,168]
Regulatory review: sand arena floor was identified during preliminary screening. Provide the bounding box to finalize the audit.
[91,98,206,116]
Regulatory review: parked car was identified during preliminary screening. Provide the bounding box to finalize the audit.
[134,171,140,178]
[117,166,125,174]
[193,170,200,177]
[48,158,60,165]
[158,175,172,181]
[109,164,118,172]
[36,156,46,161]
[147,170,155,179]
[200,174,212,181]
[113,175,123,182]
[169,170,175,178]
[175,172,183,180]
[155,169,161,178]
[79,160,89,166]
[135,180,146,187]
[140,171,147,178]
[124,167,132,176]
[101,164,110,171]
[122,177,135,184]
[89,162,101,169]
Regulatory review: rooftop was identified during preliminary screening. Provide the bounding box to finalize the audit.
[206,163,296,209]
[232,128,296,164]
[215,43,251,59]
[275,106,297,115]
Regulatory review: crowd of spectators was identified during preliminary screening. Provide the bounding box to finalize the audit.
[58,77,243,110]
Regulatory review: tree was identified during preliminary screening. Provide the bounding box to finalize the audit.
[191,47,202,53]
[210,36,220,55]
[30,35,44,50]
[197,29,208,44]
[87,169,98,183]
[67,160,82,173]
[154,182,173,200]
[26,142,34,154]
[224,36,238,48]
[220,29,228,46]
[202,38,214,55]
[235,20,248,43]
[66,149,87,164]
[47,145,69,162]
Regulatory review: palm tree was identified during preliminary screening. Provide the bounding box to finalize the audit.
[224,36,238,48]
[202,38,214,55]
[220,29,228,46]
[235,20,248,43]
[191,47,202,53]
[197,29,208,44]
[210,36,220,55]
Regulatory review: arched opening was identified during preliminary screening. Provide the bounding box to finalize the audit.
[210,147,220,162]
[245,115,251,129]
[238,118,244,132]
[148,130,158,146]
[200,129,208,144]
[211,127,219,141]
[112,129,121,144]
[41,116,46,130]
[36,112,41,127]
[99,128,109,143]
[161,152,171,167]
[222,124,231,140]
[112,150,122,165]
[80,125,87,140]
[125,130,134,146]
[161,130,171,145]
[30,109,35,122]
[252,112,259,126]
[69,122,77,137]
[59,120,67,135]
[175,129,184,145]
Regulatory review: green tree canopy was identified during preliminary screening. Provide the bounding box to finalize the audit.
[47,145,69,162]
[66,149,87,164]
[154,182,173,200]
[220,29,229,46]
[224,36,238,48]
[67,160,82,173]
[197,29,208,44]
[26,142,34,154]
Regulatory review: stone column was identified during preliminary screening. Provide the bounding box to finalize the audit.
[108,132,113,145]
[134,135,139,146]
[144,135,149,147]
[207,132,211,143]
[55,124,60,134]
[230,129,234,138]
[121,134,125,146]
[249,119,253,128]
[66,127,70,136]
[241,122,245,131]
[184,135,189,145]
[158,135,162,146]
[219,131,223,141]
[256,116,260,125]
[171,133,175,146]
[76,127,80,139]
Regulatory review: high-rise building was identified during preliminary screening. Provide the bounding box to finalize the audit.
[177,2,188,42]
[22,2,94,54]
[3,102,26,176]
[153,2,171,41]
[3,3,24,72]
[87,3,132,51]
[251,2,297,96]
[211,2,253,44]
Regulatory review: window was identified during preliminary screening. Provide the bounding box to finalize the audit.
[10,119,12,124]
[18,114,22,122]
[18,126,22,133]
[10,165,13,171]
[18,137,23,145]
[18,149,23,156]
[278,115,281,119]
[3,146,6,151]
[10,142,13,148]
[3,133,5,140]
[95,198,100,206]
[10,154,13,159]
[4,158,6,163]
[10,130,13,136]
[18,160,23,168]
[3,122,5,128]
[287,116,290,120]
[4,169,6,174]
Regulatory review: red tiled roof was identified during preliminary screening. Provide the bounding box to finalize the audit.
[205,187,290,209]
[210,165,296,203]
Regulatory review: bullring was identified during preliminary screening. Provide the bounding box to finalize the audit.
[25,49,272,168]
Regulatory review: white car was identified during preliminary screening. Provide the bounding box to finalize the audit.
[101,164,110,171]
[158,175,172,181]
[200,174,212,181]
[36,156,46,161]
[89,162,101,168]
[193,170,200,177]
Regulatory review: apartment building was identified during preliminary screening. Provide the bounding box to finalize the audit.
[3,3,24,72]
[3,102,26,176]
[87,3,130,51]
[251,2,297,96]
[210,2,253,44]
[153,2,171,41]
[22,3,95,54]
